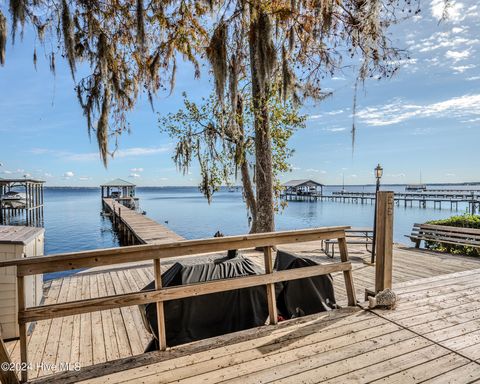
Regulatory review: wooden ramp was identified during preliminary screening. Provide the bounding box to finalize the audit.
[102,198,183,244]
[28,268,480,384]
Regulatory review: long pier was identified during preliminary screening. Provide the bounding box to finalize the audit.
[282,191,480,213]
[102,198,184,245]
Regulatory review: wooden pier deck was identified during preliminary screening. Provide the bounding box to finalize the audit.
[5,243,480,382]
[11,263,480,384]
[102,198,183,245]
[281,191,480,212]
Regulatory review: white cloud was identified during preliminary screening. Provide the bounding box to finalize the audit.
[63,171,74,178]
[466,76,480,81]
[452,64,475,73]
[357,94,480,126]
[325,109,344,116]
[78,176,91,181]
[44,173,53,178]
[306,169,327,174]
[1,170,12,174]
[129,173,141,178]
[159,177,169,181]
[29,145,172,162]
[431,0,464,22]
[445,49,471,62]
[324,127,347,132]
[445,173,456,177]
[387,173,406,178]
[130,167,144,172]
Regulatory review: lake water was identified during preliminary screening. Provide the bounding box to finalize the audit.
[41,185,472,258]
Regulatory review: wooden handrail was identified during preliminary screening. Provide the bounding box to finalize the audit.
[0,226,348,276]
[0,226,356,383]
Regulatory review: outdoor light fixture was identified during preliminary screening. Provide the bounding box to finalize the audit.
[375,164,383,181]
[371,163,383,264]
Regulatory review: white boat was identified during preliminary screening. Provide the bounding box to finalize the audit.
[405,184,427,191]
[1,191,27,208]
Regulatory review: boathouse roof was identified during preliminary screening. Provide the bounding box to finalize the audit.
[0,178,45,185]
[283,179,324,187]
[101,178,136,187]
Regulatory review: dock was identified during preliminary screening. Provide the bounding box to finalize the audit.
[102,198,183,245]
[282,190,480,212]
[4,244,480,382]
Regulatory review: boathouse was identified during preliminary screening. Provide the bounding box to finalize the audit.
[283,179,324,196]
[0,178,45,226]
[101,178,136,199]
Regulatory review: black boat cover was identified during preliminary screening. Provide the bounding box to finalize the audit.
[140,250,337,351]
[139,254,269,349]
[274,250,338,318]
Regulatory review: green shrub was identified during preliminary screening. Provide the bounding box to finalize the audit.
[424,214,480,256]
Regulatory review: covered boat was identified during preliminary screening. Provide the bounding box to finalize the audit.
[140,250,337,351]
[139,253,269,350]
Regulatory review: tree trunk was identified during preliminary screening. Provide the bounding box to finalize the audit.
[240,157,257,233]
[248,9,275,233]
[236,96,258,233]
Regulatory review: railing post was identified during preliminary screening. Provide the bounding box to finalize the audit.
[338,236,356,306]
[263,246,278,325]
[374,191,394,293]
[153,259,167,350]
[17,275,28,383]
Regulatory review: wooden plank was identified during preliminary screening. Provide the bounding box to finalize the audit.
[96,274,119,362]
[263,247,277,325]
[19,262,352,323]
[369,353,469,383]
[421,362,480,384]
[0,329,19,384]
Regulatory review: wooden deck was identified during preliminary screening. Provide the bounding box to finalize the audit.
[5,243,480,382]
[102,198,183,244]
[23,267,480,383]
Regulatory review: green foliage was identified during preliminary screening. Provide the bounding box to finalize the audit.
[425,214,480,257]
[159,90,305,206]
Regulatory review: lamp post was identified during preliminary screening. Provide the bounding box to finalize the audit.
[371,164,383,264]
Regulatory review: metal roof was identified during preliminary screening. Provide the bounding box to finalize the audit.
[283,179,324,187]
[100,178,136,187]
[0,178,45,185]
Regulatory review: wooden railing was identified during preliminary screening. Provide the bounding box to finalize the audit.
[0,226,356,383]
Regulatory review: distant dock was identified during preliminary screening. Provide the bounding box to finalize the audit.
[102,198,183,245]
[282,190,480,213]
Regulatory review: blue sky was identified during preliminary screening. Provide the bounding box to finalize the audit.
[0,0,479,187]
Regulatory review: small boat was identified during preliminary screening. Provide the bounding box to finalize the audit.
[0,191,27,208]
[405,184,427,191]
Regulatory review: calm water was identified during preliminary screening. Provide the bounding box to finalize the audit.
[42,185,472,258]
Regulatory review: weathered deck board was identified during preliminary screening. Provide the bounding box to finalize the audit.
[6,244,480,382]
[102,198,183,245]
[64,267,480,384]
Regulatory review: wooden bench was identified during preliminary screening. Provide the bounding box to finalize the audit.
[406,223,480,250]
[324,227,373,258]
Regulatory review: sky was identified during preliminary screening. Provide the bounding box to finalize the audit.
[0,0,479,187]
